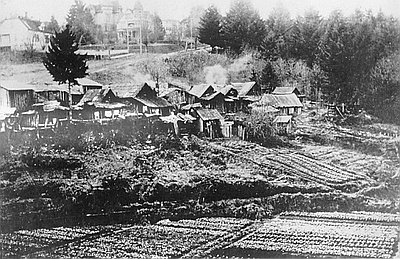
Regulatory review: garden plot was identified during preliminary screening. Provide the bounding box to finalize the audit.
[215,212,400,258]
[0,225,124,257]
[301,144,399,176]
[211,140,371,189]
[38,217,253,258]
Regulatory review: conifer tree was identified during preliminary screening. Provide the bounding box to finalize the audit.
[198,5,223,51]
[43,25,88,120]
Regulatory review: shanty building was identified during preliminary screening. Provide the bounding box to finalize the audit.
[111,83,173,116]
[194,108,223,139]
[217,85,239,113]
[273,115,293,134]
[31,100,69,129]
[256,93,303,116]
[272,86,306,103]
[185,84,226,114]
[73,88,125,122]
[0,80,35,111]
[231,81,262,112]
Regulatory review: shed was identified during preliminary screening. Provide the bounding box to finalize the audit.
[195,108,223,138]
[0,80,35,111]
[273,115,293,134]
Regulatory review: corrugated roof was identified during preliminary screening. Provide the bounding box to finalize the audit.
[273,115,292,123]
[201,91,224,101]
[134,96,172,108]
[231,81,256,97]
[196,108,223,121]
[109,84,144,98]
[159,87,182,97]
[258,93,303,108]
[188,84,215,98]
[272,87,298,95]
[78,88,114,105]
[218,85,238,96]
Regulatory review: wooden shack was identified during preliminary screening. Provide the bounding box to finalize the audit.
[195,108,223,139]
[73,88,125,122]
[256,93,303,116]
[0,80,35,111]
[273,115,293,134]
[111,83,173,116]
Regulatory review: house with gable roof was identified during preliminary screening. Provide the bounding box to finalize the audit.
[231,81,262,112]
[272,86,306,103]
[0,16,53,51]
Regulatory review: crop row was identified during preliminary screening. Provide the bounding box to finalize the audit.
[156,217,252,232]
[281,211,400,224]
[229,217,398,258]
[0,225,122,257]
[45,225,226,258]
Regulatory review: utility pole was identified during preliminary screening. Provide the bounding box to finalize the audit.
[126,28,129,53]
[190,17,193,50]
[139,11,142,54]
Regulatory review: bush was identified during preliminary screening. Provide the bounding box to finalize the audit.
[243,112,284,147]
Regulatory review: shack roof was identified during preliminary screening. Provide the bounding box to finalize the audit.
[109,83,155,99]
[0,80,35,91]
[217,85,238,96]
[231,81,257,97]
[273,115,292,123]
[200,91,224,101]
[159,87,183,97]
[0,78,98,94]
[134,96,172,108]
[77,88,115,105]
[187,84,215,98]
[76,78,103,88]
[32,100,69,112]
[196,108,223,121]
[272,87,301,95]
[257,93,303,108]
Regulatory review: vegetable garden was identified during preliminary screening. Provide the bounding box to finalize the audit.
[2,212,399,258]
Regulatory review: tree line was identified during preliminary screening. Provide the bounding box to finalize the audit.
[198,0,400,122]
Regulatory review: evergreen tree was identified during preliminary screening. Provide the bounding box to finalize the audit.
[223,0,266,54]
[151,14,166,41]
[66,0,97,44]
[198,5,223,51]
[45,15,60,33]
[43,25,88,119]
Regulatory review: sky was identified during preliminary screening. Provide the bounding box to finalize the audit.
[0,0,399,23]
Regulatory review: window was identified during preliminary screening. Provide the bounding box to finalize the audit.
[105,110,112,117]
[0,34,11,45]
[94,111,100,120]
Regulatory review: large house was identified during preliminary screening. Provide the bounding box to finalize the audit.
[0,16,53,51]
[87,0,123,43]
[116,1,152,44]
